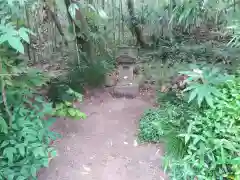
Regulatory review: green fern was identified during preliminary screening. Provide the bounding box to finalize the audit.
[180,66,232,107]
[139,92,191,159]
[164,133,186,159]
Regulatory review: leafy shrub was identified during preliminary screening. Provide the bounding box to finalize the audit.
[139,66,240,179]
[166,77,240,179]
[66,55,115,93]
[47,78,77,106]
[53,101,87,120]
[0,48,61,179]
[139,108,163,143]
[0,100,59,180]
[0,2,62,178]
[139,91,194,158]
[181,66,232,107]
[46,79,87,120]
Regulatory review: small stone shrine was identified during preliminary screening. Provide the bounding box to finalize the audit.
[113,46,139,98]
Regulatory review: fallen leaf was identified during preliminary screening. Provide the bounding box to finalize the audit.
[109,140,113,147]
[133,140,138,147]
[89,154,96,160]
[82,165,91,172]
[81,171,90,175]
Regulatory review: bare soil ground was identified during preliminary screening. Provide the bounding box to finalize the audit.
[38,89,167,180]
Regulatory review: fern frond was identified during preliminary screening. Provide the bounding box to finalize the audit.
[164,131,187,159]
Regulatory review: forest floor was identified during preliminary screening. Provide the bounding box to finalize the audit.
[38,88,167,180]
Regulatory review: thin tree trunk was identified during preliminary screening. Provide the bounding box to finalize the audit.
[127,0,147,48]
[118,0,121,44]
[24,5,32,62]
[120,0,124,43]
[102,0,105,8]
[112,0,116,44]
[64,0,94,63]
[45,3,68,46]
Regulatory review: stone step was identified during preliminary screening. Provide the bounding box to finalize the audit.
[113,83,139,98]
[117,78,134,85]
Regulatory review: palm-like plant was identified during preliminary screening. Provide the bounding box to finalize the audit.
[180,65,231,107]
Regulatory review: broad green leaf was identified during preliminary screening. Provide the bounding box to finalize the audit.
[210,86,222,97]
[229,157,240,165]
[0,34,10,44]
[183,84,198,92]
[3,147,16,162]
[0,116,8,134]
[18,27,30,43]
[222,139,238,151]
[7,174,14,180]
[188,88,198,103]
[64,101,72,106]
[31,166,37,177]
[23,128,37,136]
[87,4,96,12]
[20,167,29,177]
[42,103,53,113]
[76,111,87,119]
[220,145,226,163]
[10,140,16,144]
[25,135,37,142]
[178,134,190,144]
[30,143,42,148]
[8,36,24,54]
[205,93,214,108]
[1,140,9,148]
[44,117,56,128]
[50,149,57,158]
[55,103,64,110]
[68,108,76,116]
[56,109,67,116]
[42,158,49,167]
[18,144,25,156]
[68,3,79,19]
[197,90,204,107]
[16,176,25,180]
[192,135,202,145]
[187,121,193,134]
[98,8,108,19]
[33,147,45,157]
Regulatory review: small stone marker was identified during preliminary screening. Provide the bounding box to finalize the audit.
[113,46,139,98]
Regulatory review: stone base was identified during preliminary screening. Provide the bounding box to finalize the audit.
[113,83,139,98]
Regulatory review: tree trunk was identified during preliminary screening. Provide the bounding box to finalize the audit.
[64,0,94,63]
[127,0,147,48]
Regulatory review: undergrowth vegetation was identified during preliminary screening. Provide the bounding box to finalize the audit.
[0,1,87,179]
[2,0,240,179]
[139,66,240,179]
[134,1,240,179]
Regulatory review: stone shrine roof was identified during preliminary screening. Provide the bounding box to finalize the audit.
[116,55,136,64]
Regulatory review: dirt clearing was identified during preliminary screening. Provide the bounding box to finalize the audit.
[38,90,167,180]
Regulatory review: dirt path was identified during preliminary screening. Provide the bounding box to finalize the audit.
[38,90,167,180]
